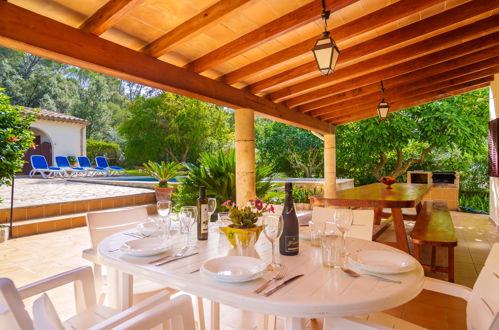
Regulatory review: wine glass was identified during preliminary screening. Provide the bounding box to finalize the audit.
[179,206,197,247]
[333,209,353,257]
[262,215,284,273]
[207,198,218,232]
[157,201,172,239]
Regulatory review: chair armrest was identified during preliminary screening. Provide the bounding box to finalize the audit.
[88,290,172,330]
[423,277,472,301]
[17,266,97,310]
[82,248,98,263]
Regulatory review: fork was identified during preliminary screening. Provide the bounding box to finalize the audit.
[254,270,286,294]
[149,246,188,265]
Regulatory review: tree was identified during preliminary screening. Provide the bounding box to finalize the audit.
[255,119,323,177]
[336,89,489,182]
[0,89,36,189]
[119,93,233,165]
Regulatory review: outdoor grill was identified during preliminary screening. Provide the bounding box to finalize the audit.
[407,171,460,210]
[432,171,457,185]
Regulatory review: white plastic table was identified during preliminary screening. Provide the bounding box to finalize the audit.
[87,230,424,330]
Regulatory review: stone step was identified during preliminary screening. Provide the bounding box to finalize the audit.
[10,204,157,238]
[0,192,156,223]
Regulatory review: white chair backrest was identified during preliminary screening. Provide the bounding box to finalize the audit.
[86,206,148,250]
[0,278,34,330]
[467,243,499,330]
[311,207,374,241]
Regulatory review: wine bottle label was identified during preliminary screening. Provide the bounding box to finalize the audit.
[200,204,209,234]
[285,236,299,252]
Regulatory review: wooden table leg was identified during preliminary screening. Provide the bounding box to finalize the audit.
[416,202,423,214]
[373,207,383,225]
[448,247,455,283]
[211,301,220,330]
[285,317,305,330]
[391,208,410,253]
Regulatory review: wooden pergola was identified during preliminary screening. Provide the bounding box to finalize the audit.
[0,0,498,203]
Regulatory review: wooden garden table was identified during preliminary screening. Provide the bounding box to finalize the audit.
[312,183,431,253]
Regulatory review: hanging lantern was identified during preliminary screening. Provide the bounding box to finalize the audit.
[377,81,390,121]
[312,0,340,76]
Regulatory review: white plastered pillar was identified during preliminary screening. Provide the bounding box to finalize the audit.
[235,108,256,205]
[324,129,337,199]
[489,74,499,226]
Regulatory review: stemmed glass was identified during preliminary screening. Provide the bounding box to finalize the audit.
[262,215,284,273]
[333,209,353,257]
[207,198,218,232]
[179,206,197,247]
[157,201,172,240]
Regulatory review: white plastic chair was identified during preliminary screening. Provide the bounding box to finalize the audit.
[0,266,195,330]
[311,206,374,241]
[85,206,206,330]
[324,243,499,330]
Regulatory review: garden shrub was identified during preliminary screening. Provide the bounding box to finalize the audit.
[86,139,121,165]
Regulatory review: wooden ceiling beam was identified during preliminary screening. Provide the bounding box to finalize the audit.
[331,82,491,125]
[185,0,357,73]
[324,77,493,122]
[250,1,499,93]
[221,0,444,85]
[265,15,499,99]
[287,46,499,108]
[269,33,499,102]
[314,67,497,118]
[0,2,332,134]
[79,0,144,35]
[141,0,252,57]
[301,57,499,113]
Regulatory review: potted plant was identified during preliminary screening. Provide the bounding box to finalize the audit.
[142,160,184,201]
[67,156,78,167]
[219,199,274,248]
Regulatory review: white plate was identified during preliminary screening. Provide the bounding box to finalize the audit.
[202,256,267,283]
[348,250,417,274]
[120,238,170,257]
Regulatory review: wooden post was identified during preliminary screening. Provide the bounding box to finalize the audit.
[235,108,256,205]
[324,131,337,199]
[489,74,499,226]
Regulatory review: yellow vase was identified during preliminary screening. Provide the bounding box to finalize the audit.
[219,225,263,248]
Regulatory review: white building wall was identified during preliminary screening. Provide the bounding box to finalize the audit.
[489,74,499,226]
[30,120,86,164]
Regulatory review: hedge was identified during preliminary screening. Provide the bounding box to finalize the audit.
[86,139,121,165]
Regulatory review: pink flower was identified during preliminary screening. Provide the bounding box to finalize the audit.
[269,205,274,213]
[222,200,232,207]
[254,199,263,210]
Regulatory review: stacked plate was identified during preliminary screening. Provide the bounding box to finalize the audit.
[348,250,417,274]
[120,238,170,257]
[202,256,267,283]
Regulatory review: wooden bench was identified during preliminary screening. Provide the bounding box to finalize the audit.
[410,200,457,282]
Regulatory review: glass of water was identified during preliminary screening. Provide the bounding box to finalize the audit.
[157,201,172,240]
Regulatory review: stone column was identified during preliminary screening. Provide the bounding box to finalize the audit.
[489,74,499,226]
[235,108,256,205]
[323,131,337,199]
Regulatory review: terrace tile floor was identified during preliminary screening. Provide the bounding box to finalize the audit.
[0,211,497,329]
[0,177,152,209]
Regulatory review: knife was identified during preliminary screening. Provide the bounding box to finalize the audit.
[155,252,199,266]
[263,274,304,297]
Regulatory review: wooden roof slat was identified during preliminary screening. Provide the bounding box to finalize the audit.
[249,1,499,93]
[287,45,499,108]
[0,2,332,134]
[300,57,499,113]
[141,0,252,58]
[221,0,445,85]
[269,32,499,102]
[262,14,499,97]
[79,0,144,35]
[184,0,357,73]
[330,81,492,125]
[314,67,498,118]
[325,77,493,121]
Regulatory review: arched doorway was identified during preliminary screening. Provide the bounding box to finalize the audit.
[21,127,53,175]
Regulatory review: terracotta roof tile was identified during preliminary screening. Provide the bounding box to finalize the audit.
[20,107,91,125]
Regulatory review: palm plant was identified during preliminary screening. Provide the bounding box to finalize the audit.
[174,149,275,206]
[142,160,184,188]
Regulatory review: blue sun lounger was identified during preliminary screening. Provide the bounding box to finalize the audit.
[77,156,108,176]
[29,155,65,179]
[55,156,88,177]
[95,156,126,176]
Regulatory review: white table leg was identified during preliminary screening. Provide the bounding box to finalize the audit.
[107,268,120,309]
[285,317,305,330]
[211,301,220,330]
[324,317,385,330]
[107,268,133,311]
[120,272,133,310]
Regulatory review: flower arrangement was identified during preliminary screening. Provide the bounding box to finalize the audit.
[222,199,274,228]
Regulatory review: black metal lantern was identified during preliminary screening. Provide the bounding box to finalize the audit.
[312,0,340,76]
[377,81,390,121]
